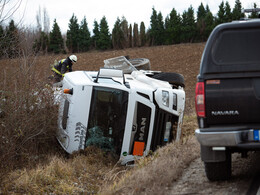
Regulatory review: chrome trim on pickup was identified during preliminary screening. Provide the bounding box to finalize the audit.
[195,129,255,146]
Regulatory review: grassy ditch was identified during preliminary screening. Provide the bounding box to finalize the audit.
[101,137,199,195]
[1,115,198,194]
[100,115,199,195]
[1,147,118,194]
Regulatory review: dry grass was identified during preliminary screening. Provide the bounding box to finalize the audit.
[1,116,198,195]
[100,116,199,195]
[1,147,118,194]
[0,43,204,194]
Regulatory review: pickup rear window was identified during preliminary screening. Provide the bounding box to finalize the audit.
[213,28,260,65]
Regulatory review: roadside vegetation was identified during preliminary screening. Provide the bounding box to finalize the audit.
[101,135,199,195]
[0,55,59,178]
[1,111,198,194]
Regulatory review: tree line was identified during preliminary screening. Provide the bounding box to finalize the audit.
[0,0,258,57]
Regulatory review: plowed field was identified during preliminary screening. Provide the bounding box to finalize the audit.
[1,43,205,113]
[47,43,205,114]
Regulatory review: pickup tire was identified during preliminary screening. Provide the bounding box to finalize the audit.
[152,72,185,88]
[204,152,231,181]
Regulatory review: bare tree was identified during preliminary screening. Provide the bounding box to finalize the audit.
[0,0,25,59]
[36,6,50,33]
[34,6,50,53]
[0,0,23,24]
[43,7,50,33]
[36,6,42,32]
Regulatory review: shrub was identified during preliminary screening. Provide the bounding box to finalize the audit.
[0,58,59,180]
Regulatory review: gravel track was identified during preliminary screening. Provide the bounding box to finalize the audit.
[169,151,260,194]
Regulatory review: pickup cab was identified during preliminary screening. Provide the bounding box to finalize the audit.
[195,19,260,181]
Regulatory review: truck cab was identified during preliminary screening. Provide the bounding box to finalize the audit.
[57,57,185,164]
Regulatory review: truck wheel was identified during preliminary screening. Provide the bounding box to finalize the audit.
[129,58,151,70]
[204,152,231,181]
[152,72,185,88]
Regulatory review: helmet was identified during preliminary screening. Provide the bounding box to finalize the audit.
[69,55,77,63]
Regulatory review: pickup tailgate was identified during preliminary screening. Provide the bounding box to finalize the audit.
[205,78,260,125]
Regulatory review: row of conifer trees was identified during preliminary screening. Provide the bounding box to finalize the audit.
[0,0,258,57]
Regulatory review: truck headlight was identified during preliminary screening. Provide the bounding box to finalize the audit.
[162,90,169,107]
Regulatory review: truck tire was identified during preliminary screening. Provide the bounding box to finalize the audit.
[204,152,231,181]
[152,72,185,88]
[129,58,151,70]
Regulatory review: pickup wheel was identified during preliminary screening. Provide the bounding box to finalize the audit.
[204,152,231,181]
[152,72,185,88]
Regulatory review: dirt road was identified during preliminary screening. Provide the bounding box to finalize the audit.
[169,150,260,194]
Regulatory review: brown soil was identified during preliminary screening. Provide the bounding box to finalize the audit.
[45,43,205,114]
[0,43,204,114]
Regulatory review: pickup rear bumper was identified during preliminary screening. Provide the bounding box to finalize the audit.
[195,129,258,147]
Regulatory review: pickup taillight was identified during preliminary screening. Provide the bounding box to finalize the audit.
[195,82,205,117]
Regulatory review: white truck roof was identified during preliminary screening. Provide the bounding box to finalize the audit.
[64,71,96,86]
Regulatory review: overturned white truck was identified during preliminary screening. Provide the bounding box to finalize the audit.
[57,56,185,164]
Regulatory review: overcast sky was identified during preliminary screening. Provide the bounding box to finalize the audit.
[6,0,258,33]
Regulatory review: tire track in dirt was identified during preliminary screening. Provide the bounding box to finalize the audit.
[168,151,260,194]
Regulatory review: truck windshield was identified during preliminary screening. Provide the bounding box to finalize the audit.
[86,86,128,155]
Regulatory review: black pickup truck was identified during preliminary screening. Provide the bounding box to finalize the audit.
[195,19,260,181]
